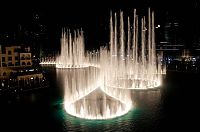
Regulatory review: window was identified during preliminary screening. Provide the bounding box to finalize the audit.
[22,62,26,65]
[27,62,31,65]
[10,72,13,76]
[2,63,7,67]
[8,62,13,66]
[8,50,11,55]
[8,57,12,61]
[21,55,25,60]
[3,72,6,76]
[15,62,20,66]
[2,57,5,62]
[26,54,31,60]
[15,56,19,60]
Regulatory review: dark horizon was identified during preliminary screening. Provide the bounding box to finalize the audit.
[0,0,200,50]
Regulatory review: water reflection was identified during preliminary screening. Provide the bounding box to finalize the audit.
[54,88,162,132]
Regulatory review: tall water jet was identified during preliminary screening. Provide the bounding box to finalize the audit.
[102,9,165,91]
[56,29,87,68]
[40,8,165,120]
[55,29,132,119]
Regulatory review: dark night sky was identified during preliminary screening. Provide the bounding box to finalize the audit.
[0,0,200,49]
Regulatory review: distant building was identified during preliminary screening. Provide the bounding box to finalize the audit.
[20,53,32,66]
[0,45,48,93]
[156,14,185,59]
[0,45,32,67]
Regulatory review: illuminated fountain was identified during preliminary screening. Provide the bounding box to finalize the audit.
[57,67,132,119]
[41,9,165,120]
[40,56,56,65]
[56,29,88,68]
[56,29,132,119]
[102,9,165,91]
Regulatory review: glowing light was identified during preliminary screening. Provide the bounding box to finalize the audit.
[40,9,165,120]
[156,24,160,28]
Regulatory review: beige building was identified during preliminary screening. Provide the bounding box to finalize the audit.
[20,53,32,66]
[0,45,32,79]
[0,67,16,79]
[0,46,47,91]
[0,45,32,67]
[17,73,43,80]
[0,46,21,67]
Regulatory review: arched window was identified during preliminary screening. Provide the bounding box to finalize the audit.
[3,72,6,76]
[22,62,26,65]
[27,62,31,65]
[10,72,13,76]
[21,55,25,60]
[26,54,31,60]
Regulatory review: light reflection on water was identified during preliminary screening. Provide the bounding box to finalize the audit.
[1,70,198,132]
[53,89,162,132]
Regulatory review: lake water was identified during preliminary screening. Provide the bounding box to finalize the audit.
[0,69,199,132]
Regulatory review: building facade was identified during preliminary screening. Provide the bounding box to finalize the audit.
[0,45,32,67]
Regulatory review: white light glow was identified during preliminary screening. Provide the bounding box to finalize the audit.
[41,9,165,120]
